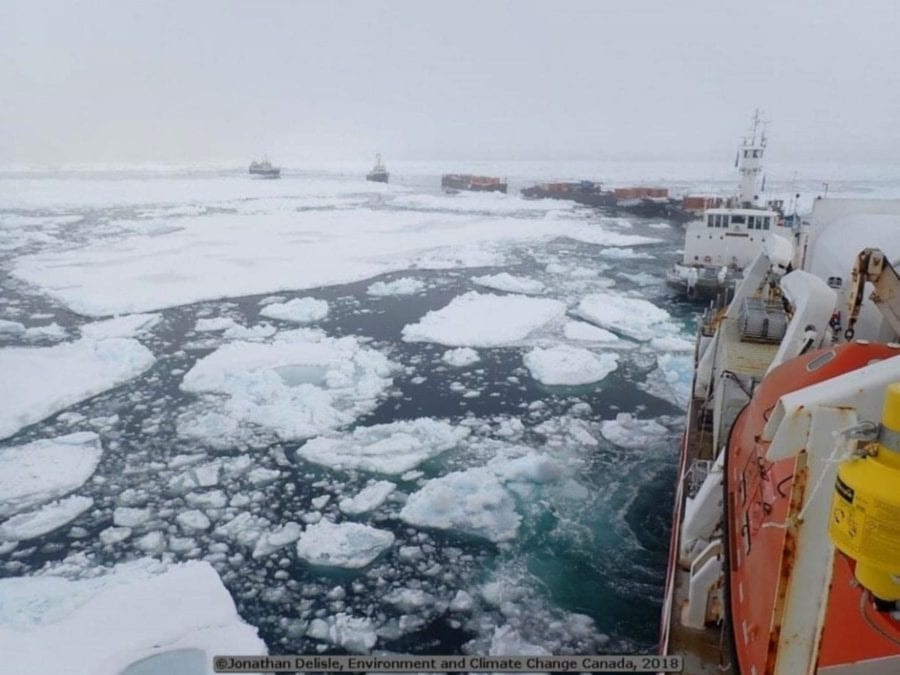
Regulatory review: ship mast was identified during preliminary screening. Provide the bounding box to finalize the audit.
[737,109,767,207]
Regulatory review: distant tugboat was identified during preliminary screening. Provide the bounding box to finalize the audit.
[441,174,507,194]
[248,158,281,179]
[366,154,389,183]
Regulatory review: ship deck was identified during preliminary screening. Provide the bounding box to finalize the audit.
[663,315,780,674]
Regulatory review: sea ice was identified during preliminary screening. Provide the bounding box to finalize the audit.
[472,273,545,295]
[259,297,329,324]
[0,337,155,439]
[441,347,481,367]
[180,330,394,443]
[306,613,377,653]
[252,522,303,559]
[0,432,102,517]
[297,418,469,475]
[0,559,266,675]
[10,205,656,316]
[523,346,619,386]
[79,313,160,339]
[0,495,93,542]
[367,277,425,296]
[576,292,672,341]
[562,320,619,343]
[194,317,239,332]
[338,481,397,515]
[600,413,669,449]
[295,520,395,568]
[402,292,565,347]
[490,625,551,656]
[399,467,521,543]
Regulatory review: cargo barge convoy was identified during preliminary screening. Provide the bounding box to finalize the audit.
[441,174,508,193]
[660,196,900,674]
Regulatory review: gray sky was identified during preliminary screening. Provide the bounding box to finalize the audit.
[2,0,899,164]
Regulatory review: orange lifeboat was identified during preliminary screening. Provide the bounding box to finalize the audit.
[726,342,900,673]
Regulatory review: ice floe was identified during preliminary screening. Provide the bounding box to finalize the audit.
[180,330,394,444]
[523,345,619,386]
[0,337,155,439]
[298,418,468,475]
[400,467,521,543]
[296,520,395,568]
[402,292,565,347]
[79,313,160,340]
[600,413,669,448]
[562,320,619,343]
[0,432,102,517]
[442,347,481,367]
[339,481,397,515]
[472,273,545,295]
[0,559,265,675]
[259,297,329,324]
[576,292,672,341]
[306,613,377,652]
[0,495,93,542]
[367,277,426,296]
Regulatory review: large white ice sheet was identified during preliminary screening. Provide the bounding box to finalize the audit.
[0,337,155,440]
[296,520,395,568]
[523,346,619,386]
[0,432,102,518]
[576,292,672,341]
[0,559,265,675]
[402,292,566,347]
[11,207,657,316]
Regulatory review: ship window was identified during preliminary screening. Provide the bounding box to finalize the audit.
[763,217,771,230]
[748,215,756,229]
[707,215,715,227]
[752,149,759,158]
[827,276,843,289]
[731,215,746,225]
[806,350,836,372]
[744,150,750,158]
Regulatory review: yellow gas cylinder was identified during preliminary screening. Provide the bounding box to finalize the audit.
[829,382,900,602]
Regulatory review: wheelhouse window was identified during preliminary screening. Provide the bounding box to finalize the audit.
[762,216,771,230]
[707,214,715,227]
[731,214,746,225]
[748,215,756,229]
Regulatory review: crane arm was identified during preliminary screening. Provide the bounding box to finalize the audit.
[845,248,900,339]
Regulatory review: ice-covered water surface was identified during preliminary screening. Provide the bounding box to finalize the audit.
[0,166,724,664]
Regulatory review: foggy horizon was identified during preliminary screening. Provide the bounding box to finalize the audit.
[4,0,899,166]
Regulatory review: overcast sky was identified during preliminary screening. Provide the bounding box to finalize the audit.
[2,0,899,165]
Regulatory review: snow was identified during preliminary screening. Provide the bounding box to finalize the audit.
[295,520,395,568]
[306,613,377,653]
[0,337,155,440]
[600,413,670,448]
[367,277,425,296]
[180,330,394,443]
[523,346,619,386]
[399,467,521,543]
[472,273,545,295]
[562,320,619,343]
[0,560,266,675]
[0,432,103,518]
[442,347,481,367]
[402,292,565,347]
[339,481,396,515]
[79,314,160,340]
[576,292,672,341]
[297,418,469,475]
[11,205,657,316]
[0,496,93,542]
[259,297,329,324]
